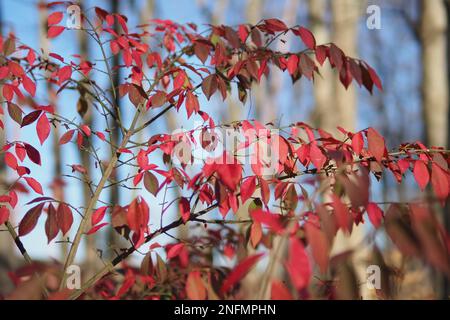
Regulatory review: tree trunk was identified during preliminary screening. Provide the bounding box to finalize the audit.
[330,0,370,299]
[421,0,448,148]
[421,0,449,299]
[309,0,334,132]
[331,0,359,133]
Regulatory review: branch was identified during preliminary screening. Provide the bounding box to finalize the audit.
[59,105,143,290]
[4,221,49,298]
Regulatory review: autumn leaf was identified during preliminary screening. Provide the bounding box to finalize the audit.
[351,132,364,155]
[24,143,41,165]
[143,171,159,196]
[186,271,206,300]
[285,237,311,291]
[366,202,384,229]
[367,127,385,162]
[22,75,36,97]
[58,66,72,85]
[179,197,190,223]
[48,12,63,26]
[413,160,429,191]
[271,280,293,300]
[331,194,351,233]
[45,203,59,243]
[240,176,256,203]
[296,26,316,49]
[92,206,108,226]
[36,113,51,145]
[250,209,283,233]
[86,222,108,235]
[19,203,45,236]
[167,243,185,259]
[185,90,199,118]
[5,152,18,170]
[309,143,326,171]
[21,110,42,127]
[287,54,299,75]
[202,74,218,100]
[59,130,75,145]
[24,177,43,195]
[0,206,10,225]
[221,253,264,293]
[56,203,73,236]
[431,163,449,201]
[264,19,287,32]
[305,222,330,274]
[48,26,65,38]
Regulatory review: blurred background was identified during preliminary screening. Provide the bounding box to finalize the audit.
[0,0,448,299]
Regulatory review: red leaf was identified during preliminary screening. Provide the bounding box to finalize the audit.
[0,206,10,225]
[92,206,108,226]
[48,26,65,38]
[8,191,18,208]
[3,84,14,101]
[331,194,351,233]
[59,129,75,145]
[285,237,311,291]
[367,127,385,162]
[185,90,199,118]
[201,74,218,100]
[221,253,264,293]
[305,222,330,273]
[5,152,18,170]
[315,45,327,65]
[271,280,293,300]
[86,222,108,235]
[351,132,364,155]
[167,243,185,259]
[80,124,91,136]
[45,203,59,243]
[431,163,449,201]
[186,271,206,300]
[264,19,287,32]
[22,75,36,97]
[56,203,73,235]
[413,160,430,191]
[24,143,41,165]
[126,197,149,233]
[329,44,344,71]
[250,209,283,233]
[204,152,242,192]
[309,144,326,170]
[96,131,106,141]
[238,25,249,43]
[58,66,72,85]
[297,26,316,49]
[15,145,26,162]
[287,54,299,75]
[48,12,63,26]
[179,197,190,223]
[366,202,384,229]
[240,176,256,203]
[36,113,51,145]
[19,203,45,236]
[21,110,42,127]
[24,177,43,195]
[367,64,383,91]
[15,144,27,162]
[8,61,24,76]
[116,270,135,297]
[250,222,262,248]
